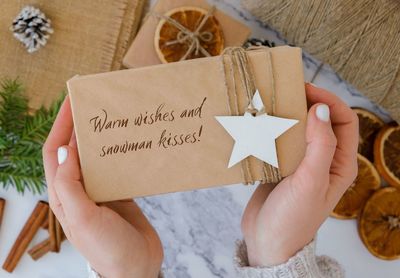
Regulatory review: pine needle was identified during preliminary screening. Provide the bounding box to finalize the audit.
[0,78,63,194]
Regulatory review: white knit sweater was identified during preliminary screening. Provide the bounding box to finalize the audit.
[235,240,344,278]
[88,240,344,277]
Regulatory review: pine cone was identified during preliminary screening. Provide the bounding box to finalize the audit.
[243,38,276,49]
[10,6,54,53]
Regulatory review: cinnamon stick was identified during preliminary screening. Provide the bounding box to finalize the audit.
[48,209,56,251]
[54,218,63,252]
[2,201,48,273]
[0,198,5,230]
[27,238,52,261]
[28,234,66,261]
[41,214,49,230]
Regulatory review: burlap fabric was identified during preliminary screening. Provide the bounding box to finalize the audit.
[0,0,145,110]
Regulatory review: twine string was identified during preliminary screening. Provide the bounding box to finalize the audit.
[223,47,276,115]
[152,7,216,61]
[242,0,400,121]
[221,47,281,184]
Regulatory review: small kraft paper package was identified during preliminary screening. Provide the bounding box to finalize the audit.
[123,0,251,68]
[68,46,307,202]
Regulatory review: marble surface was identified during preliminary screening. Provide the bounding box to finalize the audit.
[0,0,399,277]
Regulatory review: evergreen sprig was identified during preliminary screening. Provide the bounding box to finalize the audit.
[0,79,63,194]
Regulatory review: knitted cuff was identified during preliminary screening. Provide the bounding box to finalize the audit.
[234,239,344,278]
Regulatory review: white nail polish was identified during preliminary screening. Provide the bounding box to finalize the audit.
[316,104,330,122]
[57,147,68,165]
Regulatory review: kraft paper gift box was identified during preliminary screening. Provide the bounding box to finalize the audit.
[123,0,251,68]
[68,46,307,202]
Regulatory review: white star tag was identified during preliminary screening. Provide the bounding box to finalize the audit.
[216,90,298,168]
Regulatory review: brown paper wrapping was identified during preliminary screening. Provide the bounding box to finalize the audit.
[123,0,251,68]
[68,46,307,202]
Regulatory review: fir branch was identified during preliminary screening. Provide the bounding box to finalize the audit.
[0,79,28,135]
[22,94,63,143]
[0,78,63,194]
[0,170,45,194]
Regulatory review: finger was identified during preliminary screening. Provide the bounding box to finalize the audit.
[44,96,73,225]
[305,83,359,159]
[43,95,74,187]
[69,129,77,149]
[52,145,97,226]
[47,179,64,225]
[68,131,82,180]
[305,83,356,123]
[293,103,337,190]
[305,84,358,192]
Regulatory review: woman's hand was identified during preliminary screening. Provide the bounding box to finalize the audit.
[241,83,359,267]
[43,96,163,278]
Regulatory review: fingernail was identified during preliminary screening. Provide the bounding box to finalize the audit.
[316,104,330,122]
[308,82,318,88]
[57,147,68,165]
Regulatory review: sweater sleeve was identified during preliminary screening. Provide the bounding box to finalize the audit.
[234,240,344,278]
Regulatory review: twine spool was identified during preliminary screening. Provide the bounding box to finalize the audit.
[242,0,400,123]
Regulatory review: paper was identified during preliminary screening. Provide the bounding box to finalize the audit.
[123,0,251,68]
[215,90,298,168]
[68,46,307,202]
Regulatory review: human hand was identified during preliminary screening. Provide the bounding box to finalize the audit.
[43,96,163,278]
[241,83,359,267]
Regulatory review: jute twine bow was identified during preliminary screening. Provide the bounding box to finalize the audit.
[152,6,216,61]
[221,47,281,184]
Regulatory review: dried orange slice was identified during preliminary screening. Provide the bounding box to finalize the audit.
[359,187,400,260]
[154,6,224,63]
[374,125,400,188]
[331,154,381,219]
[353,108,384,161]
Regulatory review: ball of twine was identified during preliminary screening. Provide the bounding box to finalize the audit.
[242,0,400,123]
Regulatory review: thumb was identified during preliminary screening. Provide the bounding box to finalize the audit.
[53,145,96,224]
[294,103,337,187]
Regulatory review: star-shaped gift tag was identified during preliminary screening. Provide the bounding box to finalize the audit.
[216,90,298,168]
